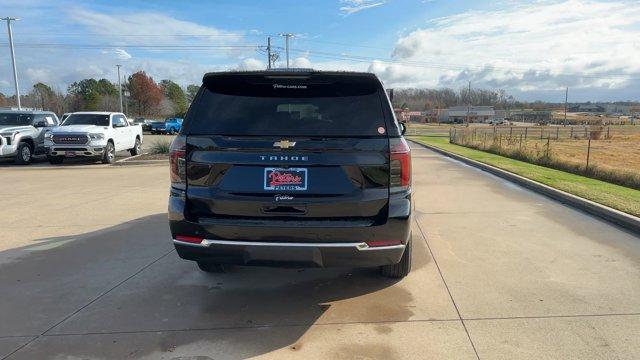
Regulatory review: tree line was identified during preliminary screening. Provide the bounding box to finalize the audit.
[0,71,200,118]
[392,88,536,111]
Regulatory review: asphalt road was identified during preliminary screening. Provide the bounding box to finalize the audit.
[1,143,639,359]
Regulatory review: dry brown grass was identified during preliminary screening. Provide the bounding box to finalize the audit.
[551,111,632,125]
[522,134,640,174]
[452,131,640,189]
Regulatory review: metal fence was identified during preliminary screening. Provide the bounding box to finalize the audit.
[444,126,640,190]
[407,124,640,140]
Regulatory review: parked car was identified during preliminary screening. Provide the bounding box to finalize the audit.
[151,118,183,134]
[0,110,60,165]
[169,70,413,278]
[489,119,508,125]
[61,113,72,122]
[45,112,143,164]
[142,120,159,132]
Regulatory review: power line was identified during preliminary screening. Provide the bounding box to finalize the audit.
[15,33,260,38]
[2,37,638,83]
[287,48,640,81]
[295,38,393,52]
[1,42,260,49]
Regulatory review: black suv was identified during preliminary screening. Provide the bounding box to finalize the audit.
[168,70,413,278]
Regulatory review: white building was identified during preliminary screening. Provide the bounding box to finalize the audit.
[438,106,496,123]
[604,104,631,115]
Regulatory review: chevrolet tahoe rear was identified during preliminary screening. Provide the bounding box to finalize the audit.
[169,70,413,278]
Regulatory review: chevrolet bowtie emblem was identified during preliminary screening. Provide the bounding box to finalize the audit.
[273,140,296,149]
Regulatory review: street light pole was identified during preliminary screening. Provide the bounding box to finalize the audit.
[279,33,294,68]
[2,17,21,109]
[116,65,123,113]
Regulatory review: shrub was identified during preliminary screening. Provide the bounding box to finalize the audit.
[149,139,172,154]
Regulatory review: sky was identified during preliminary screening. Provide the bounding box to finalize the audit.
[0,0,639,102]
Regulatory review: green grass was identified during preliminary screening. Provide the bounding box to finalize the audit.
[149,139,172,154]
[411,136,640,217]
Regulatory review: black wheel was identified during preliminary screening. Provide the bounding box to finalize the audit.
[197,261,225,273]
[168,127,175,135]
[381,237,412,278]
[47,155,64,165]
[14,142,32,165]
[101,141,115,164]
[129,138,141,156]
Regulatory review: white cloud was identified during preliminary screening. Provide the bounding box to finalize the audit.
[235,58,265,71]
[292,57,312,68]
[68,8,245,45]
[24,68,53,84]
[377,0,640,98]
[339,0,386,15]
[114,49,132,60]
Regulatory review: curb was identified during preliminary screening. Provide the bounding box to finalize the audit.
[113,153,168,166]
[409,139,640,235]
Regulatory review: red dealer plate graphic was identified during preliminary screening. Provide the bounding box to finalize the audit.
[264,168,308,191]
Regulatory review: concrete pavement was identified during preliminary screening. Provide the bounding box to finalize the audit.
[0,143,639,359]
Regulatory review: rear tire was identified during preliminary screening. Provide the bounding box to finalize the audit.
[129,138,141,156]
[381,237,412,278]
[47,155,64,164]
[197,261,225,273]
[101,141,115,164]
[14,142,32,165]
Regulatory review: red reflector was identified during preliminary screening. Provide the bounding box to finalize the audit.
[175,235,204,244]
[366,240,402,247]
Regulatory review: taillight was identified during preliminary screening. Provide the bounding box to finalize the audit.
[366,240,403,247]
[390,137,411,191]
[170,135,186,188]
[175,235,203,244]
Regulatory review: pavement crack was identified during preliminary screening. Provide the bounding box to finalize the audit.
[40,318,463,338]
[1,248,175,360]
[464,312,640,322]
[415,218,481,360]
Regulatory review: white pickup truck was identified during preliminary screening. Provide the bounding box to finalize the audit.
[45,112,143,164]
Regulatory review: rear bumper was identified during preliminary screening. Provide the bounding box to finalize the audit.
[169,187,412,268]
[174,238,406,267]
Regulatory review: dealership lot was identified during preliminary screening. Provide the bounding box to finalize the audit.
[1,143,639,359]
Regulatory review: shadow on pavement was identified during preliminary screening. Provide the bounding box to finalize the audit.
[1,213,419,359]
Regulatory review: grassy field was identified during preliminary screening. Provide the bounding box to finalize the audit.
[450,129,640,189]
[513,135,640,174]
[411,135,640,217]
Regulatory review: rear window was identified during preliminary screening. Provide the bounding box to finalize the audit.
[184,74,388,137]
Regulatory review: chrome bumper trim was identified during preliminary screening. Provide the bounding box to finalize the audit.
[173,239,405,251]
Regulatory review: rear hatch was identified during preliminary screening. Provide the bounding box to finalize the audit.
[181,72,395,227]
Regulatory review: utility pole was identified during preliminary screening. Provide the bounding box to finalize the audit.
[564,86,568,126]
[466,81,471,124]
[267,36,272,69]
[123,73,129,115]
[279,33,294,68]
[116,65,123,113]
[2,17,21,109]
